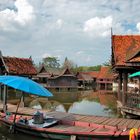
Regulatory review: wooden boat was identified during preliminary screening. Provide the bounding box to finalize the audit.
[0,112,137,140]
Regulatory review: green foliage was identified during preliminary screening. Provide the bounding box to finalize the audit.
[43,57,60,68]
[73,65,101,73]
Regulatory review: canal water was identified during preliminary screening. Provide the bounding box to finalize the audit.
[0,90,118,139]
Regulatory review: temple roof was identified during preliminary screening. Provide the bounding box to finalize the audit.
[112,35,140,66]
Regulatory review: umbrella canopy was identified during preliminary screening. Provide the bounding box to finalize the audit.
[0,75,53,97]
[129,71,140,78]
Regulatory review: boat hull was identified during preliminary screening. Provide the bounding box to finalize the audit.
[0,113,131,140]
[0,120,129,140]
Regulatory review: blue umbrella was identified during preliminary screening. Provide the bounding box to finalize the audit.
[0,75,53,97]
[0,75,53,133]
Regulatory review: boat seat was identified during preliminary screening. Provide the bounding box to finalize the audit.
[18,118,58,128]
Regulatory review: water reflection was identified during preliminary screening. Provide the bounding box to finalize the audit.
[55,104,66,112]
[69,100,114,117]
[29,99,42,109]
[29,91,117,117]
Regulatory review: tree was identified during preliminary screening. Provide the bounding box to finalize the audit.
[43,57,60,68]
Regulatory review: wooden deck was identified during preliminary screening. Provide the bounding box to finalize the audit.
[0,102,140,129]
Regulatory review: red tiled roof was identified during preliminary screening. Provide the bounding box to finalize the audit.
[128,56,140,62]
[82,71,99,78]
[112,35,140,66]
[97,66,113,79]
[3,56,37,75]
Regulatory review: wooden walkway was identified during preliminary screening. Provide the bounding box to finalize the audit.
[0,103,140,129]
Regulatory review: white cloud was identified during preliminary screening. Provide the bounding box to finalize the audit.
[14,0,34,25]
[136,22,140,32]
[83,16,112,37]
[76,51,84,55]
[86,55,92,63]
[56,19,63,29]
[1,0,140,66]
[42,52,62,60]
[42,53,52,58]
[0,0,34,31]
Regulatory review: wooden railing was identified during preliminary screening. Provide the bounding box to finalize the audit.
[126,93,140,109]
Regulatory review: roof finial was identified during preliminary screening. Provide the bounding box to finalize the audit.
[29,56,32,60]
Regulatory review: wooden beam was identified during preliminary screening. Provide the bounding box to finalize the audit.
[3,85,7,112]
[118,72,122,101]
[122,72,128,105]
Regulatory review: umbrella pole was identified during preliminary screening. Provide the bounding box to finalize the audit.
[9,94,23,133]
[3,85,7,113]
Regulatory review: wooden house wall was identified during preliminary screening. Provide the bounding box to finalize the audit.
[47,76,78,87]
[96,78,113,91]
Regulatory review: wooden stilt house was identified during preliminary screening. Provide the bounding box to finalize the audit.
[111,35,140,116]
[47,68,78,91]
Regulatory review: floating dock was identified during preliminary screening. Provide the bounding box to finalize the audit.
[0,103,140,129]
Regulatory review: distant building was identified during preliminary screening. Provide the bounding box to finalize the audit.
[84,71,99,90]
[37,67,78,91]
[76,72,93,90]
[36,65,53,83]
[0,52,37,77]
[76,71,99,90]
[96,66,113,92]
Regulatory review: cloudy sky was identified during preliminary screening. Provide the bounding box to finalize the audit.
[0,0,140,66]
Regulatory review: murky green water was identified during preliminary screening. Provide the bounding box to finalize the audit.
[0,90,118,139]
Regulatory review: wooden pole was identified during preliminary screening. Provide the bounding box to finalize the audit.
[3,73,8,112]
[122,72,128,105]
[20,92,25,107]
[3,85,7,112]
[9,95,22,133]
[118,72,122,101]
